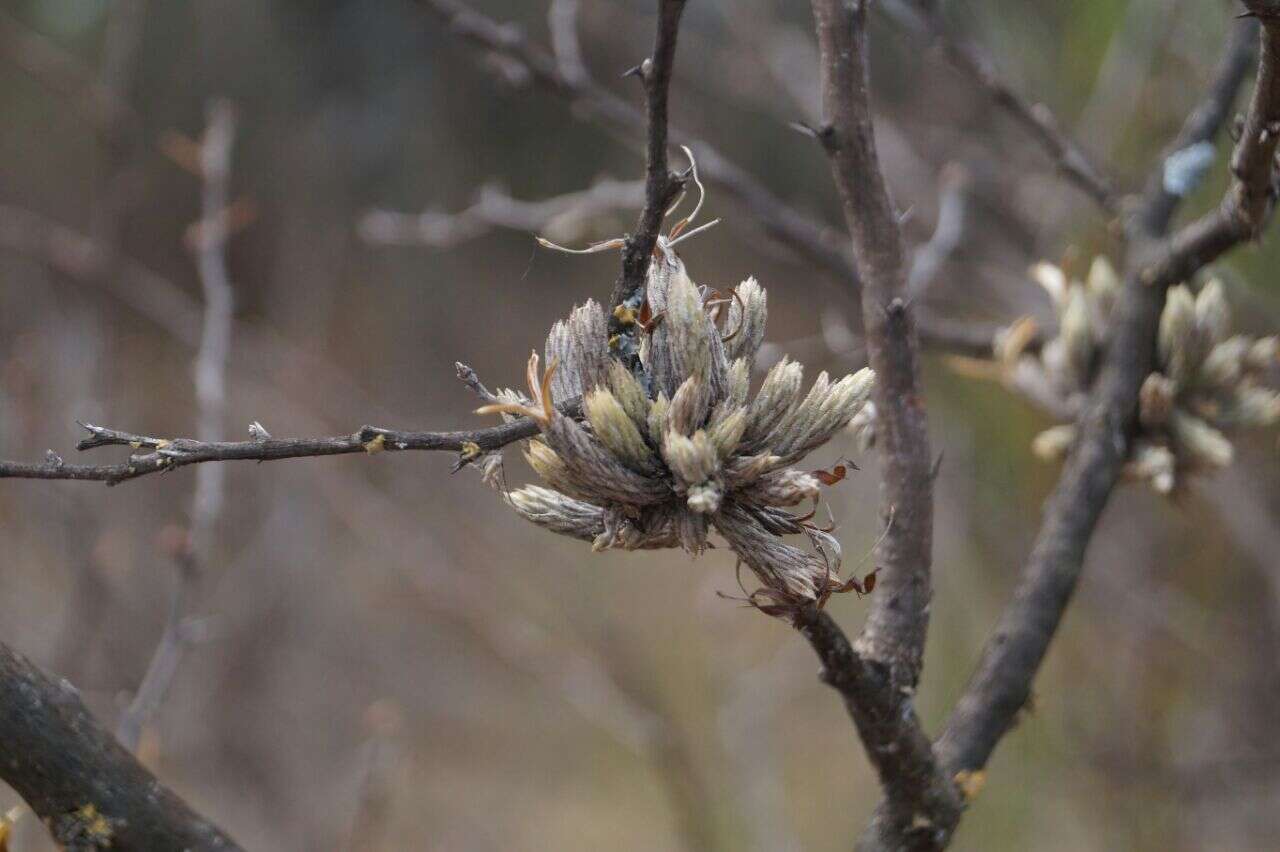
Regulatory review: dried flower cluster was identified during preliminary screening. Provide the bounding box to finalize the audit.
[996,256,1280,493]
[475,245,875,604]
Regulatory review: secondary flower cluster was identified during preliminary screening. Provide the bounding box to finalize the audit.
[997,256,1279,493]
[477,246,875,604]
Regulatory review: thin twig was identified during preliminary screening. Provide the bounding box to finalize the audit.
[359,178,643,248]
[414,0,1014,362]
[882,0,1120,213]
[0,398,582,486]
[547,0,589,86]
[116,100,238,752]
[416,0,853,281]
[936,6,1280,782]
[605,0,689,378]
[908,163,972,298]
[807,0,962,847]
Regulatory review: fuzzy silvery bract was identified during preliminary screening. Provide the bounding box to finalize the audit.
[998,257,1280,493]
[477,246,876,603]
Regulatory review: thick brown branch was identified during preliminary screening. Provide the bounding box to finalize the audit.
[0,642,241,850]
[936,6,1280,781]
[809,0,961,847]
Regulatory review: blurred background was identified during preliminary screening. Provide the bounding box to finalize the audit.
[1,0,1278,849]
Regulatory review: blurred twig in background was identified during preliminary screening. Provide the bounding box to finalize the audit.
[116,99,238,753]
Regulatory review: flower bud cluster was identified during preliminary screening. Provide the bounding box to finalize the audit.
[998,257,1279,493]
[479,246,875,603]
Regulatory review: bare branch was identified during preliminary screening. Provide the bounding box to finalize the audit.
[359,178,643,248]
[1138,16,1260,234]
[908,163,972,298]
[547,0,589,86]
[808,0,961,846]
[116,100,238,752]
[413,0,1016,363]
[0,396,582,486]
[416,0,853,282]
[937,7,1280,781]
[882,0,1120,213]
[0,642,241,850]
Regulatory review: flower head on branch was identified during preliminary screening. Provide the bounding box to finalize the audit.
[475,237,875,605]
[992,256,1279,493]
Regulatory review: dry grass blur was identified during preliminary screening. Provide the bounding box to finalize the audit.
[2,1,1279,849]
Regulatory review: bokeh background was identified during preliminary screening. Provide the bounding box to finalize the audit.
[2,1,1279,849]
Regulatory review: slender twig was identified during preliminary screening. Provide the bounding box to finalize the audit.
[936,6,1280,783]
[807,1,961,848]
[882,0,1120,213]
[908,163,972,298]
[416,0,853,281]
[0,642,242,849]
[116,100,237,752]
[359,178,643,249]
[0,398,582,486]
[415,0,1016,361]
[1138,15,1261,234]
[605,0,688,377]
[547,0,589,86]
